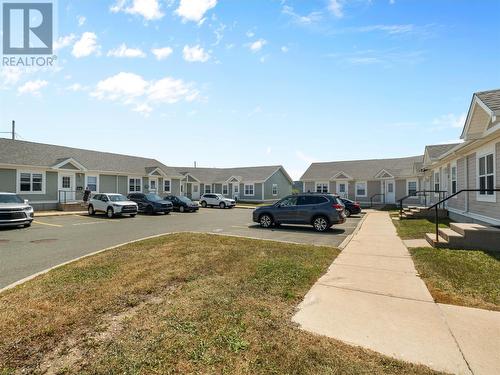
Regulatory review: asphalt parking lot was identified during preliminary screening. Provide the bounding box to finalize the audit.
[0,208,363,289]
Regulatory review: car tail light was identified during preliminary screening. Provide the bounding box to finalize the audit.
[333,203,344,211]
[354,202,360,207]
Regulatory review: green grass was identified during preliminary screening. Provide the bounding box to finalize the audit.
[393,218,452,239]
[410,247,500,311]
[0,234,439,375]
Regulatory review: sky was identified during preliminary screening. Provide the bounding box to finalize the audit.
[1,0,499,180]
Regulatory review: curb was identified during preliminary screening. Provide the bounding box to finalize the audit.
[338,213,368,250]
[35,211,88,217]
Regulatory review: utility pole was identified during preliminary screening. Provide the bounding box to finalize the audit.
[11,120,15,140]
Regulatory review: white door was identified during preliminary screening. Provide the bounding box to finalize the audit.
[336,182,347,198]
[149,178,158,193]
[191,183,200,200]
[180,183,185,196]
[385,180,395,203]
[59,173,76,202]
[232,183,239,200]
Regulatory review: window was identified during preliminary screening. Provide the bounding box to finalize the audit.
[451,165,457,195]
[86,176,98,192]
[234,184,239,193]
[298,195,328,205]
[272,183,278,196]
[478,153,494,196]
[193,184,198,193]
[223,184,228,195]
[204,184,212,194]
[62,176,71,189]
[355,182,367,197]
[18,172,44,193]
[434,172,440,192]
[129,178,142,193]
[244,184,254,196]
[279,196,297,207]
[339,183,346,193]
[150,179,157,191]
[164,179,171,193]
[407,180,417,196]
[315,182,328,193]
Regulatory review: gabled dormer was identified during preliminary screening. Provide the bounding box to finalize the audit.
[330,171,351,180]
[51,158,87,171]
[374,169,394,179]
[461,89,500,141]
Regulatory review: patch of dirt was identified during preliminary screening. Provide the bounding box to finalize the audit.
[30,239,58,244]
[0,239,10,244]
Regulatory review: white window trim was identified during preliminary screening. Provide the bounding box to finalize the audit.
[85,175,99,193]
[204,184,212,194]
[16,170,46,195]
[315,181,329,193]
[450,161,458,198]
[128,177,142,193]
[433,170,441,197]
[355,181,367,198]
[406,178,418,196]
[244,183,255,196]
[164,179,171,193]
[272,183,278,196]
[476,147,496,203]
[222,183,229,195]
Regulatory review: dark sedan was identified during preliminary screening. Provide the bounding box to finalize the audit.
[127,193,173,215]
[340,198,362,217]
[164,195,199,213]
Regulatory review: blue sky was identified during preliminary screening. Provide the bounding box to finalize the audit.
[1,0,499,179]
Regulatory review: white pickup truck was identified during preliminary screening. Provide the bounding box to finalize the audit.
[88,193,138,218]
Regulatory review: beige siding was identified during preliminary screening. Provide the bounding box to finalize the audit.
[367,181,381,202]
[329,181,336,194]
[348,181,356,200]
[304,181,315,193]
[447,157,466,211]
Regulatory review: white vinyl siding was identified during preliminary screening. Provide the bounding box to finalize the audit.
[244,184,254,196]
[128,178,142,193]
[17,171,45,194]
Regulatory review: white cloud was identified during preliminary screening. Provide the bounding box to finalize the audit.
[328,0,343,18]
[175,0,217,23]
[1,67,23,85]
[282,5,322,25]
[91,72,199,114]
[77,15,86,26]
[151,46,173,60]
[432,113,467,129]
[72,32,100,58]
[353,24,415,35]
[17,80,48,96]
[54,34,76,51]
[248,39,267,53]
[182,45,210,62]
[111,0,164,21]
[281,46,289,53]
[108,43,146,58]
[266,146,272,155]
[66,83,87,92]
[246,30,255,38]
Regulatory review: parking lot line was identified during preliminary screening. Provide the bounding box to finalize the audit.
[33,220,63,228]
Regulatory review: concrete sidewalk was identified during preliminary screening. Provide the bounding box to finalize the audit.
[293,211,500,375]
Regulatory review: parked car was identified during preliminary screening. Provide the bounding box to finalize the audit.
[200,193,236,209]
[88,193,138,218]
[252,193,346,232]
[340,198,362,217]
[127,193,173,215]
[164,195,199,213]
[0,192,34,228]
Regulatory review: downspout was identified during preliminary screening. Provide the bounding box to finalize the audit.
[465,156,469,213]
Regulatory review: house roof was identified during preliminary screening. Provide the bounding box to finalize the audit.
[175,165,291,183]
[300,155,423,181]
[0,138,182,177]
[475,89,500,113]
[424,143,461,162]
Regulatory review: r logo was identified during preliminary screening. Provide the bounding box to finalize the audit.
[2,2,53,55]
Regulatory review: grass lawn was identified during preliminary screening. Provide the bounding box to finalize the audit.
[393,218,452,239]
[0,234,438,374]
[410,247,500,311]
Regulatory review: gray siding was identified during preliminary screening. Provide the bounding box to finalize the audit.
[240,182,263,202]
[367,180,381,202]
[214,183,222,194]
[100,175,118,193]
[264,169,292,200]
[329,181,336,194]
[303,181,315,193]
[18,171,58,202]
[117,176,127,195]
[171,179,181,196]
[0,168,16,192]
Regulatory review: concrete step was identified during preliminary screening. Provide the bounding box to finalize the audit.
[438,228,464,243]
[58,202,87,212]
[425,232,449,248]
[426,223,500,252]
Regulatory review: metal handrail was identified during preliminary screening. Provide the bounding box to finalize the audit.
[370,193,385,208]
[398,190,447,217]
[427,188,500,242]
[58,190,83,204]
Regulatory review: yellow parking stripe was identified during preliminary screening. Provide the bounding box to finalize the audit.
[33,220,63,228]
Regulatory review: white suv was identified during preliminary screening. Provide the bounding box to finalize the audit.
[200,194,236,209]
[88,193,138,218]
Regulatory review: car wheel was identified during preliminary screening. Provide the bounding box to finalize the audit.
[130,214,136,218]
[179,206,185,213]
[312,216,329,232]
[219,202,226,209]
[201,201,207,208]
[146,205,154,215]
[88,205,95,216]
[24,222,32,228]
[259,214,273,228]
[106,207,114,218]
[345,209,352,217]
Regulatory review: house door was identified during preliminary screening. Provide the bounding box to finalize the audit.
[336,182,347,198]
[59,173,76,202]
[384,180,395,203]
[149,178,158,193]
[232,183,240,200]
[191,183,200,200]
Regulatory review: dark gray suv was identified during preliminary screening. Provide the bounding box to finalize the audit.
[252,193,346,232]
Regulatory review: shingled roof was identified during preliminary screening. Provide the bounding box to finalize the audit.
[300,155,423,181]
[175,165,292,184]
[424,143,461,162]
[475,89,500,113]
[0,138,182,177]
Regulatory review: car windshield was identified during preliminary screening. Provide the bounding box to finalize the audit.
[215,194,224,199]
[109,194,127,202]
[0,194,24,204]
[178,196,192,203]
[146,193,163,201]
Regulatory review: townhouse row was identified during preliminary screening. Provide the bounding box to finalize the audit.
[0,139,293,210]
[300,89,500,225]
